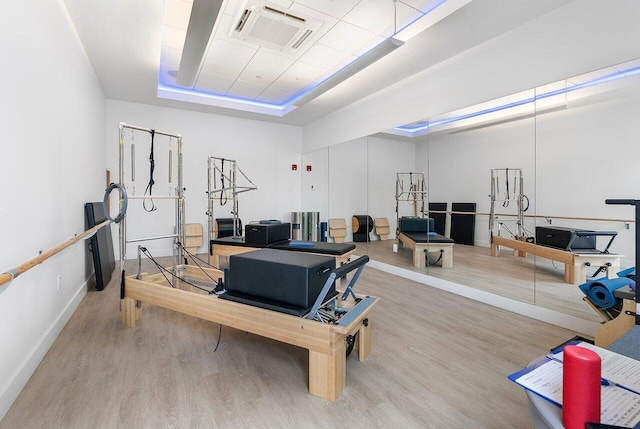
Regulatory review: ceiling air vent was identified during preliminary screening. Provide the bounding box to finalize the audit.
[230,0,322,54]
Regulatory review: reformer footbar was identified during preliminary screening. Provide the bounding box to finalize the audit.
[306,255,370,324]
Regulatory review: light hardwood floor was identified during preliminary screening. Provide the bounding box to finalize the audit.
[1,255,577,428]
[360,239,603,323]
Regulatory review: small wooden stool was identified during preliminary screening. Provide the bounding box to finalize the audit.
[329,218,347,243]
[374,218,390,240]
[184,223,203,254]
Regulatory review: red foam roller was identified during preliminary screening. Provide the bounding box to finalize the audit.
[563,345,601,429]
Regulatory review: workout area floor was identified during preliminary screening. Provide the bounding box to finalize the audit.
[1,251,576,428]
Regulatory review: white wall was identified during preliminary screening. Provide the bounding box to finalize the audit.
[535,84,640,267]
[425,118,537,248]
[367,136,417,236]
[0,0,106,420]
[106,100,303,257]
[305,136,416,242]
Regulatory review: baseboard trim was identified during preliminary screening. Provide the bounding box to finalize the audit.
[0,275,91,421]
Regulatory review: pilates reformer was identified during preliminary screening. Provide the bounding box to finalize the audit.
[122,248,378,401]
[491,234,624,285]
[396,217,455,268]
[116,125,377,401]
[206,157,257,244]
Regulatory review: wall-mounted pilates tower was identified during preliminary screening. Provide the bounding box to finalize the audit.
[489,168,529,239]
[118,122,184,272]
[206,157,257,244]
[395,172,427,231]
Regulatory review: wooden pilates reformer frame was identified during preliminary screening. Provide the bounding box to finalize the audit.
[397,232,454,268]
[491,235,623,285]
[122,256,378,401]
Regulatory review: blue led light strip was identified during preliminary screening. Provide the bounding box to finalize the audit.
[395,65,640,134]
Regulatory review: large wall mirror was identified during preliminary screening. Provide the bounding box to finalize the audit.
[302,58,640,328]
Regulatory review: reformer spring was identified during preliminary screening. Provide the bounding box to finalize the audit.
[139,246,218,294]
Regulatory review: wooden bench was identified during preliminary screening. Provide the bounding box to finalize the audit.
[491,235,623,285]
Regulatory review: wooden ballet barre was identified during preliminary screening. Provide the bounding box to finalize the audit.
[491,235,623,285]
[121,261,378,401]
[426,209,634,224]
[0,219,110,287]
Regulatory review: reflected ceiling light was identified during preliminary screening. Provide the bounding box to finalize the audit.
[394,0,472,42]
[291,37,404,107]
[394,65,640,136]
[176,0,224,87]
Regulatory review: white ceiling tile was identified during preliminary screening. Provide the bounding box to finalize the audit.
[274,61,328,87]
[343,0,415,35]
[162,25,187,51]
[268,0,295,10]
[218,5,240,36]
[352,34,385,57]
[238,49,296,82]
[163,0,192,30]
[227,79,271,100]
[256,85,296,104]
[194,71,236,94]
[160,46,182,68]
[317,20,379,54]
[200,38,258,76]
[288,3,339,43]
[293,0,361,19]
[158,63,179,87]
[298,43,350,69]
[222,0,244,20]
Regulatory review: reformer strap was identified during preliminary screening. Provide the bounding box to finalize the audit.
[144,129,157,212]
[220,158,227,206]
[503,168,510,207]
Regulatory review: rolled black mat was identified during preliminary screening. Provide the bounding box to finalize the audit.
[216,218,242,238]
[352,215,373,242]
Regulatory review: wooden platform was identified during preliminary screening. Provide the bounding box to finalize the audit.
[210,242,355,270]
[397,232,454,268]
[491,235,623,285]
[122,264,377,401]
